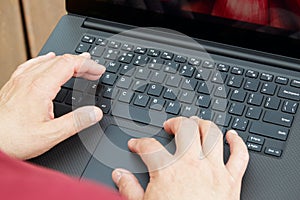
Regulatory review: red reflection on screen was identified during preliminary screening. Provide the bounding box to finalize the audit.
[182,0,300,30]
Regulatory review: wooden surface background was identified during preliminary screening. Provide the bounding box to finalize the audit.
[0,0,65,88]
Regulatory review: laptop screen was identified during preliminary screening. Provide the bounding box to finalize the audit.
[67,0,300,59]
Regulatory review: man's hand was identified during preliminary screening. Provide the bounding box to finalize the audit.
[0,52,105,160]
[112,117,249,200]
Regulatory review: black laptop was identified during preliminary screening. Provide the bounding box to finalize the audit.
[31,0,300,199]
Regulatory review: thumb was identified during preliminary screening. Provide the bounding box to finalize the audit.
[112,168,144,200]
[46,106,103,143]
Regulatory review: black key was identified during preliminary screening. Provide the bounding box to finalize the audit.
[198,81,213,94]
[133,55,150,66]
[101,73,118,86]
[87,81,99,95]
[211,72,227,84]
[148,84,163,97]
[82,35,95,44]
[54,89,68,103]
[214,85,230,98]
[161,52,174,60]
[282,100,298,114]
[247,143,262,152]
[232,118,248,131]
[188,57,201,66]
[75,43,91,53]
[166,101,181,115]
[181,106,198,117]
[69,78,89,92]
[103,49,119,60]
[196,95,211,108]
[164,61,180,72]
[148,58,164,70]
[150,98,165,111]
[150,71,166,84]
[134,46,147,54]
[175,55,187,63]
[90,46,105,57]
[202,60,215,69]
[260,73,274,82]
[231,89,247,102]
[106,61,120,73]
[264,97,280,110]
[195,69,211,81]
[181,78,197,91]
[92,57,105,65]
[245,107,262,120]
[166,75,181,87]
[245,70,259,78]
[250,121,289,141]
[228,103,245,116]
[231,66,244,75]
[212,98,228,112]
[119,64,135,76]
[278,87,300,101]
[291,79,300,88]
[179,91,195,103]
[247,93,263,106]
[133,80,148,93]
[103,87,119,99]
[116,76,132,89]
[95,38,107,46]
[108,41,121,49]
[217,63,230,72]
[198,109,213,120]
[122,43,134,51]
[134,94,150,107]
[244,79,260,91]
[179,65,195,77]
[112,102,166,127]
[118,52,134,64]
[275,76,289,85]
[261,83,277,95]
[97,98,111,114]
[163,88,179,100]
[214,113,231,127]
[147,49,160,57]
[265,147,282,157]
[263,110,293,127]
[65,91,83,106]
[227,75,243,88]
[247,135,264,145]
[135,68,151,80]
[119,91,134,103]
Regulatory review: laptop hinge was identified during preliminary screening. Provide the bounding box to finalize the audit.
[83,18,300,71]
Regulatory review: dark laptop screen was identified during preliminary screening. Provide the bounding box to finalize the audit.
[67,0,300,59]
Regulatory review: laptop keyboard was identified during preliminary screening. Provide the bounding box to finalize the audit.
[54,34,300,158]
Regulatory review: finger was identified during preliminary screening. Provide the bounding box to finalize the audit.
[163,117,202,158]
[12,52,56,78]
[42,106,103,144]
[112,168,144,200]
[189,116,223,163]
[128,138,172,172]
[225,130,249,181]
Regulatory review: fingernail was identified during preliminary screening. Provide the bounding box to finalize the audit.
[89,107,102,123]
[46,52,56,57]
[128,138,137,146]
[113,170,123,184]
[229,130,238,135]
[79,52,91,58]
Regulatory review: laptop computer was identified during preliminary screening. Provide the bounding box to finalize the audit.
[31,0,300,199]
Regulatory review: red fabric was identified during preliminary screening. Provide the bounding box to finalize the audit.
[0,151,123,200]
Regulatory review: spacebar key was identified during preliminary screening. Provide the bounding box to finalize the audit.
[112,102,167,127]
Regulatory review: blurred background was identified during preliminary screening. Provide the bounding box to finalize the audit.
[0,0,65,88]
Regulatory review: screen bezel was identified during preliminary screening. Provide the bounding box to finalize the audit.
[66,0,300,59]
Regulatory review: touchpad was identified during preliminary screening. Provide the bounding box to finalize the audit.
[81,125,175,189]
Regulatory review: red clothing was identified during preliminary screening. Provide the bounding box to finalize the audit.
[0,151,123,200]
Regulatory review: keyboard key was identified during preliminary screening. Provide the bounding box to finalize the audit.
[133,55,150,66]
[175,55,187,63]
[103,49,119,60]
[244,79,260,91]
[75,43,91,53]
[261,83,277,95]
[217,63,230,72]
[211,72,227,84]
[264,97,280,110]
[197,81,213,94]
[196,95,211,108]
[97,98,111,114]
[291,79,300,88]
[118,52,134,64]
[250,121,289,141]
[214,85,230,98]
[54,89,68,103]
[164,88,179,100]
[260,73,274,81]
[214,113,231,127]
[179,91,195,103]
[227,75,243,88]
[232,118,248,131]
[282,100,298,114]
[228,103,245,116]
[189,57,201,66]
[148,58,164,70]
[212,98,228,112]
[245,70,259,78]
[95,38,107,46]
[202,60,215,69]
[247,93,263,106]
[147,49,160,57]
[247,142,262,152]
[166,75,181,87]
[106,61,121,73]
[275,76,289,85]
[134,94,150,107]
[119,91,134,103]
[150,71,166,84]
[179,65,195,77]
[181,105,198,117]
[198,109,213,120]
[150,98,165,111]
[103,87,119,99]
[133,80,148,93]
[101,73,118,86]
[265,147,282,157]
[245,107,262,120]
[148,84,164,97]
[166,101,181,115]
[230,89,247,102]
[90,46,105,57]
[278,87,300,101]
[65,91,83,106]
[134,46,147,54]
[82,35,95,44]
[161,52,174,60]
[108,41,121,49]
[263,110,293,127]
[122,43,134,51]
[231,66,244,75]
[116,76,132,89]
[181,78,197,91]
[247,135,264,145]
[195,69,211,81]
[135,68,151,80]
[119,64,135,76]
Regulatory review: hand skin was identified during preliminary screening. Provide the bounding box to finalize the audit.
[112,117,249,200]
[0,52,105,160]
